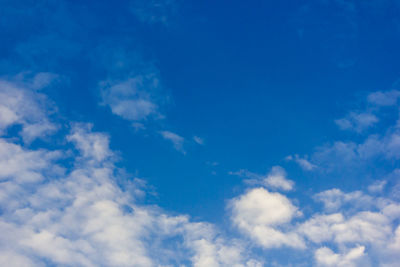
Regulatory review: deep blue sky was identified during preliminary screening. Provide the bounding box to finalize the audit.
[1,1,400,265]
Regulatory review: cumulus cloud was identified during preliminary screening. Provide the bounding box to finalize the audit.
[264,166,294,191]
[2,76,400,266]
[0,78,261,267]
[230,187,304,249]
[314,246,367,267]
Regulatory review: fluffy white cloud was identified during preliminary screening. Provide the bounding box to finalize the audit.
[263,166,294,191]
[314,189,374,212]
[3,77,400,266]
[67,123,112,162]
[230,187,304,249]
[0,78,261,267]
[314,246,367,267]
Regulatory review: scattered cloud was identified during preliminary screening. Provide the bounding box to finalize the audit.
[368,180,387,194]
[286,154,317,171]
[367,90,400,107]
[314,188,374,212]
[0,73,58,143]
[193,136,204,145]
[0,80,261,266]
[160,130,185,153]
[264,166,294,191]
[314,245,367,267]
[230,166,294,191]
[335,112,378,133]
[100,75,161,122]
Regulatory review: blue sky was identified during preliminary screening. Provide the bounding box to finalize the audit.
[1,0,400,266]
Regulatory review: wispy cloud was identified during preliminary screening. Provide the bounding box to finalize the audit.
[100,75,161,122]
[286,154,317,171]
[230,166,295,191]
[160,130,185,153]
[0,73,58,143]
[335,112,379,133]
[367,90,400,107]
[193,135,204,145]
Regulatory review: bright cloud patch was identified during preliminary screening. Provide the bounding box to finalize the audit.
[0,74,57,142]
[0,78,261,267]
[230,187,304,249]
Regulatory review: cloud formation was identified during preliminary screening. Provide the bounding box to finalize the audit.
[230,166,294,191]
[160,130,185,153]
[0,77,261,267]
[100,75,160,122]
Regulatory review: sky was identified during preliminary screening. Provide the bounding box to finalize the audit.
[1,0,400,266]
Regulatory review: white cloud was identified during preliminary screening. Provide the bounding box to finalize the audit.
[368,180,387,193]
[67,123,112,163]
[314,246,367,267]
[230,187,304,249]
[0,74,57,142]
[0,79,261,267]
[314,188,374,212]
[3,75,400,266]
[229,166,294,191]
[298,213,345,243]
[264,166,294,191]
[367,90,400,106]
[335,112,378,133]
[286,154,317,171]
[160,130,185,153]
[100,75,160,122]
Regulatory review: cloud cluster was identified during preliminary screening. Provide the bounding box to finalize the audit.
[0,73,58,142]
[229,181,400,266]
[228,94,400,264]
[0,77,261,267]
[2,72,400,266]
[335,89,400,133]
